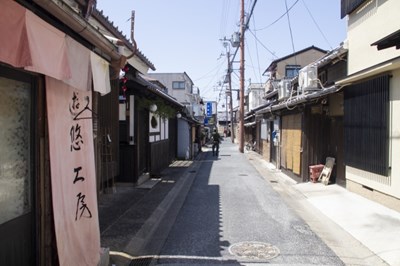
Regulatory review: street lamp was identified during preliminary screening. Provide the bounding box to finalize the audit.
[149,103,157,113]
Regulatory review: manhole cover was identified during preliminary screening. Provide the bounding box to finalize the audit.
[229,241,280,260]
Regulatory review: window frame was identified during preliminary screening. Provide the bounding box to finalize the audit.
[172,81,185,90]
[285,65,301,79]
[0,66,37,224]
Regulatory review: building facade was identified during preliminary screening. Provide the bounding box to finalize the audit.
[338,0,400,210]
[147,72,204,159]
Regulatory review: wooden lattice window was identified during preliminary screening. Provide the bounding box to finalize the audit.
[344,74,390,176]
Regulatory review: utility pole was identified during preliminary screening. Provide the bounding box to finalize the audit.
[227,50,235,143]
[239,0,245,153]
[225,92,228,137]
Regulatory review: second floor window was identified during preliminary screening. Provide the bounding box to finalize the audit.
[285,65,301,78]
[172,81,185,89]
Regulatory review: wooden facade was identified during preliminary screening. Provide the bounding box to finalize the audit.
[118,69,185,184]
[280,113,302,177]
[1,0,181,264]
[250,46,348,185]
[96,78,120,190]
[150,140,172,175]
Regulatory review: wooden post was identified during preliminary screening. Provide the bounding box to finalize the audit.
[239,0,245,152]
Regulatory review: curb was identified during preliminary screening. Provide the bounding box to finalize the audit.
[123,152,205,257]
[244,150,389,266]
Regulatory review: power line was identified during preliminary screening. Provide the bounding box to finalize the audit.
[199,60,227,96]
[247,29,277,59]
[229,0,258,66]
[253,0,300,32]
[251,12,262,83]
[193,59,226,82]
[220,0,230,38]
[285,0,297,60]
[301,0,333,49]
[245,38,260,83]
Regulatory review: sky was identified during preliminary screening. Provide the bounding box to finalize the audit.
[96,0,347,109]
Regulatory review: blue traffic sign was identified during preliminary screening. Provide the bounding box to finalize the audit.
[206,102,212,117]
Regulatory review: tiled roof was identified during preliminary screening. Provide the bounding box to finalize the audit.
[263,45,327,74]
[92,9,156,70]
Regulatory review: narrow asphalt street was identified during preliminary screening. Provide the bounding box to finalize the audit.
[102,138,395,266]
[150,140,344,265]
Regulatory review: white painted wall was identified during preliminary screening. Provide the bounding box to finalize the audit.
[347,0,400,75]
[343,0,400,199]
[149,113,168,143]
[177,119,191,159]
[390,68,400,198]
[248,88,266,110]
[147,73,193,104]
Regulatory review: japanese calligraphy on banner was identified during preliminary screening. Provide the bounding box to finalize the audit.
[45,77,100,266]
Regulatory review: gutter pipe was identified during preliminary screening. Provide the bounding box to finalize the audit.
[33,0,121,61]
[256,85,339,115]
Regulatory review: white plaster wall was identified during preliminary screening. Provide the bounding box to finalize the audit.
[248,88,265,110]
[147,73,192,103]
[389,68,400,198]
[347,0,400,75]
[177,119,191,159]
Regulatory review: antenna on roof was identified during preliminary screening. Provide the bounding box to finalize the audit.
[130,10,135,44]
[126,10,137,59]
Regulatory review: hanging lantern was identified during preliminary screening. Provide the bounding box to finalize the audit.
[149,104,157,112]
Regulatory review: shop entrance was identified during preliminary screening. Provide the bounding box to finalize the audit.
[0,68,35,265]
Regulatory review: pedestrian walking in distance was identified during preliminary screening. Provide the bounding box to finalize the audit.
[212,129,221,156]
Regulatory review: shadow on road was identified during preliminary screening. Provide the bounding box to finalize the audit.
[156,149,242,265]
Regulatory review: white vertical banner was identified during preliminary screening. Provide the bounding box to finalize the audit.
[46,77,100,266]
[129,95,134,144]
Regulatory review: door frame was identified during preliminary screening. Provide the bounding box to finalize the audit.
[0,65,39,265]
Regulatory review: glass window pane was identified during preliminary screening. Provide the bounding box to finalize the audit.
[285,65,301,78]
[0,77,32,224]
[173,81,185,89]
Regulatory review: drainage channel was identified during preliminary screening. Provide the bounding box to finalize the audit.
[125,241,280,265]
[128,255,247,266]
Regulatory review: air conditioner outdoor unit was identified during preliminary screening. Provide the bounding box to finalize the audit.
[278,79,291,101]
[299,66,318,93]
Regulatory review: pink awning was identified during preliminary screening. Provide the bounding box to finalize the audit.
[0,0,111,93]
[0,0,71,80]
[64,36,92,91]
[24,10,71,80]
[0,0,31,67]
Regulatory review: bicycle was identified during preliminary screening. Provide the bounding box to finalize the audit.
[245,140,256,151]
